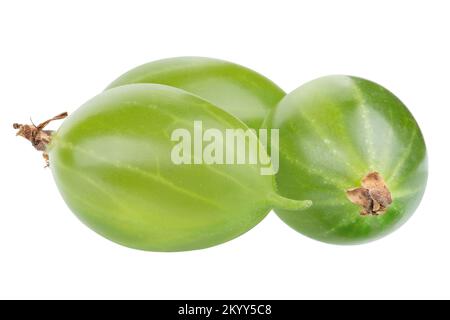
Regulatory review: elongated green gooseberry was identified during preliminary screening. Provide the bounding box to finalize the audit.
[106,56,285,129]
[270,75,427,244]
[45,84,310,252]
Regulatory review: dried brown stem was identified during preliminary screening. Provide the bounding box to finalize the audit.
[13,112,68,166]
[346,172,392,216]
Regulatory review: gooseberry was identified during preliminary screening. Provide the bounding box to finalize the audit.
[270,75,427,244]
[106,56,285,129]
[43,84,310,251]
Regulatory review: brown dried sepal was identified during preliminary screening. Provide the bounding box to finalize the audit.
[13,112,68,166]
[346,172,392,216]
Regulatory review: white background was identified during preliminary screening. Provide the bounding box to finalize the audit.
[0,0,449,300]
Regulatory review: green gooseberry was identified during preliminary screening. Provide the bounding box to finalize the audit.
[270,75,427,244]
[106,56,285,129]
[45,84,310,251]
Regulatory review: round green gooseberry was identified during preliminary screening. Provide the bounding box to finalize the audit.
[48,84,310,251]
[106,56,285,129]
[270,75,427,245]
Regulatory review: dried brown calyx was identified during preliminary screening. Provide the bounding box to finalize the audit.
[13,112,68,166]
[346,172,393,216]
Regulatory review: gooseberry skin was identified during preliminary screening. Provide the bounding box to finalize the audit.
[106,57,285,129]
[270,76,428,244]
[48,84,305,252]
